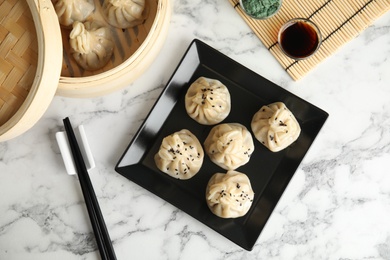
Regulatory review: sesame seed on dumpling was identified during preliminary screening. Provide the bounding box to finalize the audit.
[185,77,231,125]
[251,102,301,152]
[154,129,204,180]
[204,123,254,170]
[206,170,254,218]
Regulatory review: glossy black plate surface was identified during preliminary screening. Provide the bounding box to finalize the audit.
[115,39,328,251]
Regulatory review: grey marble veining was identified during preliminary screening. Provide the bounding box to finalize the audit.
[1,0,390,259]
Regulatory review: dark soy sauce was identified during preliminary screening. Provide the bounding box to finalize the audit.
[280,21,319,59]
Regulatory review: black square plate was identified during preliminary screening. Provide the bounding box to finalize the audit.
[115,39,328,251]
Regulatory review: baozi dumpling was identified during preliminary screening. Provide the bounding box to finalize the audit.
[206,171,254,218]
[53,0,95,27]
[69,21,114,71]
[251,102,301,152]
[154,129,204,180]
[102,0,147,29]
[185,77,231,125]
[204,123,254,170]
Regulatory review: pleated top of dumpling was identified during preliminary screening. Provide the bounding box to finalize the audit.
[185,77,231,125]
[204,123,254,170]
[102,0,148,28]
[251,102,301,152]
[154,129,204,180]
[54,0,95,27]
[69,21,114,71]
[206,171,254,218]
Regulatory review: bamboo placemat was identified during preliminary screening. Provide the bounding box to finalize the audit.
[229,0,390,80]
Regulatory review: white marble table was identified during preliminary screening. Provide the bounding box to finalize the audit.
[1,1,390,259]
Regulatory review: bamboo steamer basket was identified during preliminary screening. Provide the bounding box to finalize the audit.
[0,0,171,141]
[57,0,172,97]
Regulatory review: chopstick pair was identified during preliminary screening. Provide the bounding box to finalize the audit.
[63,117,117,260]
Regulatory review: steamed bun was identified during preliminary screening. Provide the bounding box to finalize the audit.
[185,77,231,125]
[204,123,254,170]
[154,129,204,180]
[251,102,301,152]
[102,0,147,29]
[206,170,254,218]
[54,0,95,27]
[69,21,114,71]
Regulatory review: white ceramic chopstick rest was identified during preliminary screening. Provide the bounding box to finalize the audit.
[56,125,95,175]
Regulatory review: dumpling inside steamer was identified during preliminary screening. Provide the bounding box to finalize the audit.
[206,170,254,218]
[185,77,231,125]
[53,0,95,28]
[102,0,148,29]
[154,129,204,180]
[69,21,115,71]
[204,123,254,170]
[251,102,301,152]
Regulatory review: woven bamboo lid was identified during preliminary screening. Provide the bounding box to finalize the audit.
[0,0,62,142]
